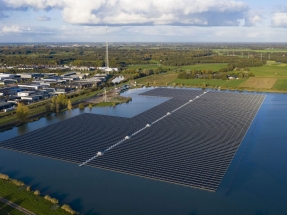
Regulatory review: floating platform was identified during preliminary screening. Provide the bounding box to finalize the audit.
[0,88,265,192]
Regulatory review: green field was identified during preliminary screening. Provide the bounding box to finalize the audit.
[249,64,287,77]
[272,79,287,91]
[172,79,246,87]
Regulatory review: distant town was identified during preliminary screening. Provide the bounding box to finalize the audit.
[0,67,120,112]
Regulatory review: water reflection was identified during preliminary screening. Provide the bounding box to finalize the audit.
[17,123,29,136]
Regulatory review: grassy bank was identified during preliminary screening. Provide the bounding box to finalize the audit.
[0,174,77,215]
[93,96,132,107]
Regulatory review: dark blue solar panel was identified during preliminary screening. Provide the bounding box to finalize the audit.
[0,88,265,191]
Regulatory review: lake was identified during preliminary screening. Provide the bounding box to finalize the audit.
[0,87,287,215]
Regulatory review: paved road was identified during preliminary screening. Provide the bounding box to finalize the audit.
[0,197,35,215]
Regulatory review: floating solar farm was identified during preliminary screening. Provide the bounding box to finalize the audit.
[0,88,265,191]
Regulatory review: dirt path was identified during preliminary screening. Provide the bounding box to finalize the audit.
[0,197,35,215]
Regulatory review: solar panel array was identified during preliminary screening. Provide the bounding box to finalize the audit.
[0,88,265,191]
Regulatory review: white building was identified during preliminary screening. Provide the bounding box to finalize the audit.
[18,91,35,97]
[97,67,119,73]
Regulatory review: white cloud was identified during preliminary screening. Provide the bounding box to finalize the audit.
[2,0,249,26]
[245,11,264,26]
[2,25,31,33]
[271,12,287,27]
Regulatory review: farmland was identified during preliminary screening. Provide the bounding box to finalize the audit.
[249,64,287,77]
[272,79,287,91]
[239,78,277,89]
[132,62,287,91]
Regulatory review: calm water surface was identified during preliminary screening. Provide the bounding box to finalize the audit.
[0,88,286,215]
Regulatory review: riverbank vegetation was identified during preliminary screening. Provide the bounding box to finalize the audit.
[0,173,78,215]
[0,87,104,131]
[93,96,132,107]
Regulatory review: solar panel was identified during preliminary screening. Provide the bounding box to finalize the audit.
[0,88,265,191]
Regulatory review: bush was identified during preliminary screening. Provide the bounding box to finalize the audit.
[44,195,59,204]
[11,179,25,186]
[50,198,59,204]
[78,103,85,109]
[34,190,40,195]
[61,204,77,214]
[44,195,51,201]
[0,173,9,180]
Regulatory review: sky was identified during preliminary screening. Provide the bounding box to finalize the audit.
[0,0,287,43]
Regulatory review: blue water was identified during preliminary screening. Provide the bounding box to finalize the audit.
[0,88,286,215]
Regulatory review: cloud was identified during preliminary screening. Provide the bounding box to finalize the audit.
[36,16,51,21]
[2,25,31,33]
[2,0,249,26]
[245,11,264,26]
[271,12,287,27]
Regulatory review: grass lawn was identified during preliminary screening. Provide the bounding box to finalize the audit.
[0,180,73,215]
[94,102,116,107]
[172,79,246,87]
[249,64,287,77]
[272,79,287,91]
[136,72,178,85]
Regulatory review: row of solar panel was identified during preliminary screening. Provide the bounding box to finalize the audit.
[0,88,265,192]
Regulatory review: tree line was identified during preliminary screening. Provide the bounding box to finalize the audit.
[0,45,275,69]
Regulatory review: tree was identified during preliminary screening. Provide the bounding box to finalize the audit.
[51,94,68,113]
[16,103,29,122]
[67,100,72,110]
